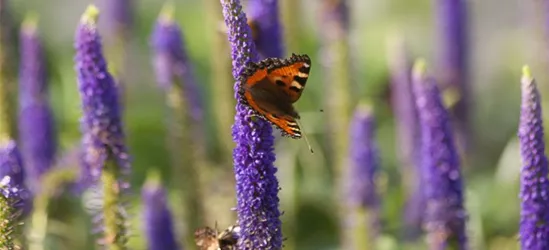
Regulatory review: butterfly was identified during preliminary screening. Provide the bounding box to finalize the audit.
[239,53,311,139]
[194,224,240,250]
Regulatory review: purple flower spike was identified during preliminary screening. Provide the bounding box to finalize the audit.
[150,4,203,122]
[0,140,25,189]
[142,171,179,250]
[518,66,549,250]
[388,37,424,237]
[435,0,470,147]
[412,60,468,250]
[18,16,57,193]
[246,0,284,58]
[346,103,379,210]
[220,0,282,249]
[74,5,130,180]
[345,102,381,237]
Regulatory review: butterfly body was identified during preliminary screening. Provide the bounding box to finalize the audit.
[239,53,311,138]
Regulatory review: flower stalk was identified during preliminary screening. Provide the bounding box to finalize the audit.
[518,66,549,250]
[142,170,179,250]
[18,14,57,193]
[28,167,77,250]
[343,102,381,250]
[220,0,283,249]
[150,5,207,247]
[412,60,468,250]
[387,36,424,239]
[320,0,352,190]
[75,5,131,249]
[435,0,470,152]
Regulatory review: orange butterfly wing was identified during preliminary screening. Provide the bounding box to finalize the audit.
[239,54,311,138]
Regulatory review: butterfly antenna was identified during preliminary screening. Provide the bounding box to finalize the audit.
[295,119,314,154]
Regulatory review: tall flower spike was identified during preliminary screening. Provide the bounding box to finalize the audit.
[18,15,57,193]
[435,0,470,151]
[320,0,352,198]
[142,170,179,250]
[343,102,380,249]
[518,66,549,249]
[75,4,129,181]
[412,60,468,249]
[75,5,130,248]
[246,0,284,58]
[220,0,282,249]
[151,3,204,123]
[387,36,424,238]
[150,5,206,247]
[0,175,25,249]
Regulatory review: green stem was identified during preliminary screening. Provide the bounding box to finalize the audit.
[319,1,353,246]
[28,168,77,250]
[0,5,16,142]
[342,207,378,250]
[166,83,205,249]
[101,160,127,250]
[205,0,235,161]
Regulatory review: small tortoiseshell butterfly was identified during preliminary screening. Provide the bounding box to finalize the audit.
[239,53,311,139]
[194,225,240,250]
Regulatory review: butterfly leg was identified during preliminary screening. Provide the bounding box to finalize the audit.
[249,114,263,122]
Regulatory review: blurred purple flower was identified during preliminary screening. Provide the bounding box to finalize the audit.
[320,0,349,37]
[345,103,381,235]
[150,6,203,123]
[74,6,130,180]
[518,66,549,250]
[18,18,57,193]
[435,0,470,148]
[387,37,424,237]
[97,0,133,37]
[412,61,468,249]
[246,0,284,58]
[220,0,282,249]
[346,103,379,210]
[142,172,179,250]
